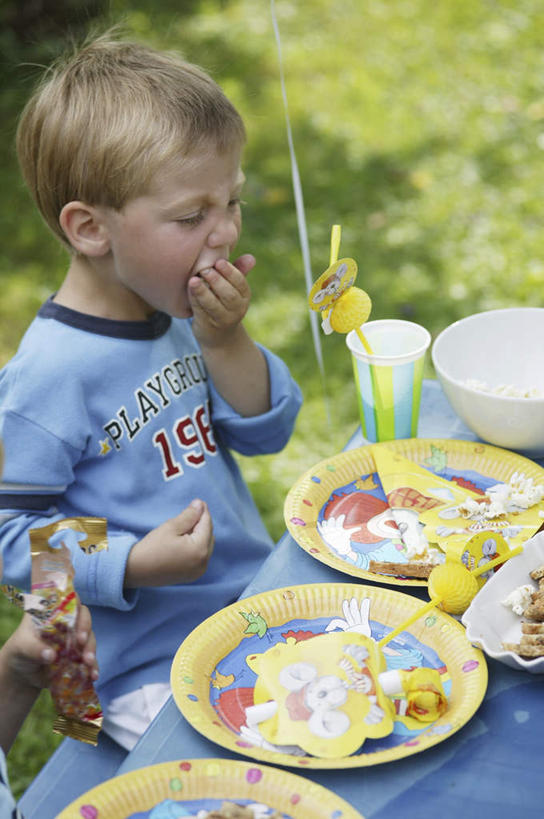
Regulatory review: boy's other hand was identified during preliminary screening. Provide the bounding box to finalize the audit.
[2,604,98,691]
[188,255,256,348]
[125,499,214,588]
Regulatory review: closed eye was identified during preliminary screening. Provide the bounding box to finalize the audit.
[177,211,205,227]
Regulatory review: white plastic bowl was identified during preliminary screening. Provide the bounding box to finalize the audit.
[431,308,544,457]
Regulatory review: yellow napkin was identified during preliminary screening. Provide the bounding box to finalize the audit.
[247,632,394,758]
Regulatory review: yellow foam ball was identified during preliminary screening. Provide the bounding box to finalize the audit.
[428,562,479,615]
[330,287,372,333]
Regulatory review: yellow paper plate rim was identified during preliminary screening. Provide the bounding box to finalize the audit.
[56,758,364,818]
[171,582,487,769]
[283,438,544,587]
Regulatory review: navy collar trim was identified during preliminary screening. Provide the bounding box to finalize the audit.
[38,296,172,340]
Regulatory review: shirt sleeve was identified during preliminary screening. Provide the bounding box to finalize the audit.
[207,345,303,455]
[0,412,138,610]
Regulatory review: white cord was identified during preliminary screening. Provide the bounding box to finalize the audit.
[270,0,330,419]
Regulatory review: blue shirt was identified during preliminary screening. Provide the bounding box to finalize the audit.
[0,300,302,709]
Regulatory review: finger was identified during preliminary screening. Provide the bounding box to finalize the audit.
[173,500,205,534]
[232,253,256,276]
[216,257,252,283]
[208,260,251,302]
[192,507,215,554]
[75,603,92,644]
[192,503,212,531]
[16,615,55,663]
[82,628,97,661]
[189,270,246,319]
[82,649,99,680]
[342,599,351,622]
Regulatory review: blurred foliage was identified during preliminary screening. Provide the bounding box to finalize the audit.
[1,0,544,800]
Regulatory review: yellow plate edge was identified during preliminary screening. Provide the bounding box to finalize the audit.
[56,758,364,818]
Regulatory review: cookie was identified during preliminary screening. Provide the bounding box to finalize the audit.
[521,622,544,634]
[503,641,544,658]
[369,560,433,579]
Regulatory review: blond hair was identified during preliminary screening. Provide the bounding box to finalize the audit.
[16,33,246,247]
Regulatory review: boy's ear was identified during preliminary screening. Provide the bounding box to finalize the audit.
[59,201,111,256]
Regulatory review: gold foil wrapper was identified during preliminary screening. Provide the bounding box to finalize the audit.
[27,517,107,744]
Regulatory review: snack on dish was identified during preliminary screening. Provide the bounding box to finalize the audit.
[285,438,544,590]
[501,584,534,615]
[369,560,433,579]
[368,446,459,575]
[462,531,544,672]
[530,565,544,583]
[521,622,544,634]
[202,805,281,818]
[464,379,543,399]
[420,471,544,570]
[502,563,544,658]
[503,637,544,657]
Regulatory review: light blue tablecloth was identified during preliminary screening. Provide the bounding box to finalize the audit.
[19,380,544,818]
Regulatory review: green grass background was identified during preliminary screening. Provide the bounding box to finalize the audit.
[1,0,543,801]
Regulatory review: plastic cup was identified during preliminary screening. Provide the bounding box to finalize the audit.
[346,319,431,442]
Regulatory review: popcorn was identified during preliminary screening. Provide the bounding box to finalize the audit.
[458,472,544,520]
[464,379,542,399]
[501,584,534,616]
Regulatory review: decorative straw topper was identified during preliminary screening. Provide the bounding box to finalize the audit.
[308,225,374,354]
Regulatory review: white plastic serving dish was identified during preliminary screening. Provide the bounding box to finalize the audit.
[462,530,544,673]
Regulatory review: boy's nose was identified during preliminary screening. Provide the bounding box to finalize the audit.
[207,214,239,250]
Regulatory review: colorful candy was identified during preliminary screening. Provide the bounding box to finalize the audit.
[28,518,106,744]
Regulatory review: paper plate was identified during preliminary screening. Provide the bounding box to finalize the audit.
[171,582,487,769]
[56,758,362,818]
[283,438,544,587]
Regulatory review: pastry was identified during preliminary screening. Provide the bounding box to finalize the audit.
[369,560,433,579]
[502,563,544,658]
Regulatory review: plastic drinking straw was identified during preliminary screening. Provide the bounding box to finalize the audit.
[329,223,341,268]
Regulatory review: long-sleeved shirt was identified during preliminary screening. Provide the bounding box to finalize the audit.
[0,298,302,709]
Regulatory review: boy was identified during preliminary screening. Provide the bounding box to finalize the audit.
[0,32,302,751]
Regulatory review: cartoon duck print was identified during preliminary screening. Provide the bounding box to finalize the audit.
[317,490,408,569]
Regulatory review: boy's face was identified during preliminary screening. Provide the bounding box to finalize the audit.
[100,144,245,319]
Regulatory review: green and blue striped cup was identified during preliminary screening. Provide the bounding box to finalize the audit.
[346,319,431,443]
